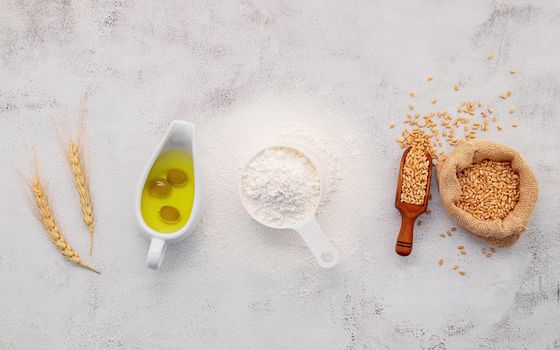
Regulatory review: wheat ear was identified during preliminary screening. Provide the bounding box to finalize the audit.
[54,95,95,255]
[68,141,95,255]
[28,167,99,274]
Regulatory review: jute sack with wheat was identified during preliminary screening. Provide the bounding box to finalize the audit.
[436,141,538,247]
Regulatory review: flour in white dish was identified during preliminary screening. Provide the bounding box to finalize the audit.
[241,147,321,228]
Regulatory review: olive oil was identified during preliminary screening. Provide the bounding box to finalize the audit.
[141,149,195,233]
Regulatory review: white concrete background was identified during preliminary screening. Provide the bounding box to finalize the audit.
[1,1,559,349]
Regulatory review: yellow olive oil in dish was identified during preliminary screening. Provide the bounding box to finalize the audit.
[141,149,195,233]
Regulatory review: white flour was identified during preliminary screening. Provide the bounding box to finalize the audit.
[278,127,341,209]
[241,147,321,227]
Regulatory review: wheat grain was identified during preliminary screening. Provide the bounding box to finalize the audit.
[393,73,524,180]
[27,166,99,273]
[399,130,432,205]
[456,160,520,221]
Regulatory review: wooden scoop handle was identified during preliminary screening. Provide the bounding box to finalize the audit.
[395,213,416,256]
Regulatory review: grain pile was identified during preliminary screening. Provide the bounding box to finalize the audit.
[456,160,520,221]
[400,146,430,205]
[399,129,435,205]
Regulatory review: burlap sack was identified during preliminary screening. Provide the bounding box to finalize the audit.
[436,141,538,247]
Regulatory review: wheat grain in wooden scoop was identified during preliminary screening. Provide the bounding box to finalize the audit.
[394,130,434,256]
[54,96,95,255]
[24,159,99,274]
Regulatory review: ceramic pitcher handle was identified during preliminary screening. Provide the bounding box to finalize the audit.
[146,238,166,269]
[295,218,339,268]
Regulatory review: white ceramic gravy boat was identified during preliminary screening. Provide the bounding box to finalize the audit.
[136,121,204,269]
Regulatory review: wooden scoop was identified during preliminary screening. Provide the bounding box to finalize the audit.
[394,147,433,256]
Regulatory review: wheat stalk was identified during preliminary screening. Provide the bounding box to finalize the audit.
[27,166,99,274]
[54,95,95,255]
[68,141,95,255]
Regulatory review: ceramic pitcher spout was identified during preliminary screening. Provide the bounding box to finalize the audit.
[165,121,195,154]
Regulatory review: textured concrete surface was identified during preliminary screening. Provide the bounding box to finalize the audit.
[1,1,560,349]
